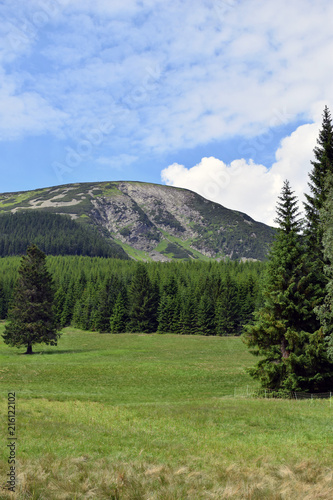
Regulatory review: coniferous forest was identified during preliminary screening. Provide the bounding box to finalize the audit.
[0,211,128,259]
[0,256,263,336]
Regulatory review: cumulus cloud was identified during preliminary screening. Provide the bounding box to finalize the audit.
[161,120,321,226]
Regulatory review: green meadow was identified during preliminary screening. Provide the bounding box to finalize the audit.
[1,324,333,499]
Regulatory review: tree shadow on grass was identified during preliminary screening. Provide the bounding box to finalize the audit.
[19,348,99,355]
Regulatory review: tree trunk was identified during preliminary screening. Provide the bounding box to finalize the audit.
[281,338,289,359]
[25,344,33,355]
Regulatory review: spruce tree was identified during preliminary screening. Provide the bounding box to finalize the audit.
[0,280,7,319]
[2,245,60,354]
[304,105,333,245]
[157,294,173,333]
[197,291,215,335]
[110,292,127,333]
[179,289,198,335]
[316,173,333,361]
[243,181,333,391]
[128,263,158,333]
[215,274,239,335]
[303,106,333,325]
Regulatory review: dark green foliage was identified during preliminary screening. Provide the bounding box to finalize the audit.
[0,255,264,337]
[179,289,198,335]
[0,211,128,258]
[157,276,180,333]
[244,181,333,391]
[162,243,194,259]
[2,245,60,354]
[128,263,159,333]
[0,281,7,319]
[59,280,76,327]
[197,292,215,335]
[303,106,333,329]
[93,277,117,333]
[304,106,333,245]
[151,202,185,232]
[237,275,257,326]
[316,173,333,361]
[54,286,66,326]
[215,274,239,335]
[110,292,128,333]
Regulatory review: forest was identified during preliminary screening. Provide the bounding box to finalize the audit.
[0,256,263,336]
[0,211,128,259]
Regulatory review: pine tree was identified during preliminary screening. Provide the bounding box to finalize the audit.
[128,263,158,333]
[110,292,127,333]
[0,280,7,319]
[157,276,180,333]
[197,291,215,335]
[2,245,60,354]
[157,294,173,333]
[179,289,198,335]
[316,173,333,361]
[243,181,333,391]
[215,273,239,335]
[303,106,333,325]
[304,105,333,246]
[94,276,121,333]
[54,285,66,326]
[60,279,76,326]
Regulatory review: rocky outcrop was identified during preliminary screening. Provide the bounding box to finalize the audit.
[0,181,275,261]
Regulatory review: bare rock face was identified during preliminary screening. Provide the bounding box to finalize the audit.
[89,182,274,261]
[0,180,275,261]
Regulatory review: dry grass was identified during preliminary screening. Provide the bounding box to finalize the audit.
[1,456,333,499]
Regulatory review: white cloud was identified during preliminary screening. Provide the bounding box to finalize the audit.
[161,120,321,226]
[1,0,333,148]
[0,77,68,140]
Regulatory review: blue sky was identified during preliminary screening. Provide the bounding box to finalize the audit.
[1,0,333,224]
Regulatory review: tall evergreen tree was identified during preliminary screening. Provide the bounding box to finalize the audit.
[215,273,239,335]
[60,279,76,326]
[304,105,333,246]
[2,245,60,354]
[128,263,158,332]
[0,280,7,319]
[303,106,333,326]
[316,173,333,361]
[197,291,215,335]
[110,292,127,333]
[244,181,333,391]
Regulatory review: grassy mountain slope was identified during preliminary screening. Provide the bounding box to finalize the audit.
[0,181,275,260]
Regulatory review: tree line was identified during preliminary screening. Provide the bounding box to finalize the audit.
[0,255,264,336]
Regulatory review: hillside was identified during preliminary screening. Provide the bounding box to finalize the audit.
[0,181,275,260]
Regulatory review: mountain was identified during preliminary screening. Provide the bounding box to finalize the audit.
[0,181,275,261]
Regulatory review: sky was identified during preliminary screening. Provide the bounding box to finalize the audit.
[1,0,333,225]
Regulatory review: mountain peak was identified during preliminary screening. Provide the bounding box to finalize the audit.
[0,181,274,261]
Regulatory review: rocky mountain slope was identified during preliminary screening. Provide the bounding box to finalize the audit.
[0,181,275,261]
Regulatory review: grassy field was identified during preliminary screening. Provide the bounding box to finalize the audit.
[0,325,333,499]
